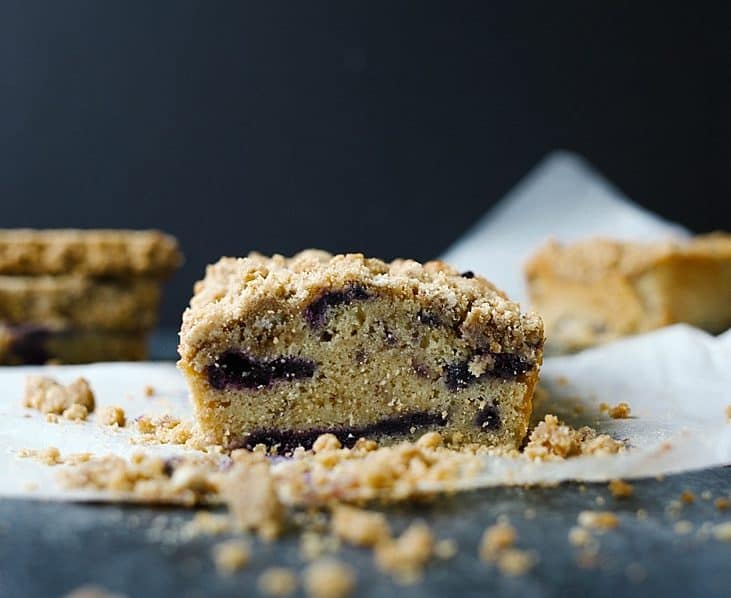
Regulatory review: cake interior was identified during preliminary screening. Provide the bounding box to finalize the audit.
[182,287,540,451]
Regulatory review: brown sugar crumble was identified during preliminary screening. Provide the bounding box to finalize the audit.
[374,522,434,584]
[523,415,624,460]
[331,505,391,547]
[212,538,250,574]
[258,567,298,596]
[680,490,696,505]
[24,375,95,417]
[303,558,355,598]
[577,511,619,530]
[97,406,126,428]
[608,479,634,499]
[607,402,631,419]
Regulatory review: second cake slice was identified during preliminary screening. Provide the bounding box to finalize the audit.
[179,251,544,451]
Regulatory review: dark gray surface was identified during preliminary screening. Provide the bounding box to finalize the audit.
[1,467,730,598]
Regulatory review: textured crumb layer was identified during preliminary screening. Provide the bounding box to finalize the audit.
[0,229,182,276]
[525,233,731,353]
[0,325,147,364]
[0,275,161,331]
[179,250,543,450]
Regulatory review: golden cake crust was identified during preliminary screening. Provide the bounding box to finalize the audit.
[0,229,182,276]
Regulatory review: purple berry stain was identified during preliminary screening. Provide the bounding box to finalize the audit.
[305,284,371,328]
[207,351,316,390]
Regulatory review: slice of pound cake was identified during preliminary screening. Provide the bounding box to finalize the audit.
[178,251,544,451]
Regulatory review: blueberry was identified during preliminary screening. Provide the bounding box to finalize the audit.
[207,351,316,390]
[474,401,501,431]
[461,271,475,279]
[304,284,371,328]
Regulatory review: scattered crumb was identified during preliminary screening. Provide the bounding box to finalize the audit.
[577,511,619,530]
[701,490,712,500]
[556,376,569,387]
[680,490,695,504]
[62,403,89,422]
[524,508,536,520]
[312,433,342,453]
[714,498,730,511]
[496,548,536,576]
[636,509,648,521]
[300,532,341,561]
[181,511,232,539]
[568,526,593,547]
[133,415,206,448]
[479,521,517,560]
[607,402,631,419]
[673,520,693,535]
[258,567,298,596]
[97,406,126,428]
[24,375,95,416]
[712,522,731,542]
[303,558,355,598]
[608,479,633,499]
[18,446,62,465]
[725,405,731,421]
[212,538,250,574]
[221,458,283,540]
[57,452,221,506]
[143,385,156,397]
[374,522,434,584]
[599,402,609,413]
[331,505,391,547]
[595,495,606,506]
[434,539,457,560]
[523,415,623,460]
[46,413,60,423]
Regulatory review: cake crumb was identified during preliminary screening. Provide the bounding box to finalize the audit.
[97,406,126,427]
[303,558,355,598]
[63,403,89,421]
[608,479,633,498]
[181,511,232,539]
[374,522,434,583]
[568,526,593,547]
[300,532,340,561]
[712,522,731,541]
[674,520,693,535]
[608,402,631,419]
[258,567,298,596]
[222,460,283,540]
[479,521,517,561]
[312,434,342,453]
[143,385,156,397]
[212,538,250,574]
[434,539,457,560]
[496,548,536,576]
[331,505,391,547]
[680,490,695,504]
[523,414,623,460]
[577,511,619,530]
[18,446,62,465]
[24,375,95,415]
[714,498,730,511]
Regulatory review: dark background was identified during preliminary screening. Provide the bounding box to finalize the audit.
[0,2,729,327]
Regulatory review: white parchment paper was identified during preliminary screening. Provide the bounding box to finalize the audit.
[1,151,729,500]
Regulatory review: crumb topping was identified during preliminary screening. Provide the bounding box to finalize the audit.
[212,538,250,573]
[97,406,126,427]
[523,415,624,460]
[303,558,355,598]
[23,375,95,416]
[179,250,544,369]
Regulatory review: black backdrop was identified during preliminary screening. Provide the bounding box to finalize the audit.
[1,2,729,327]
